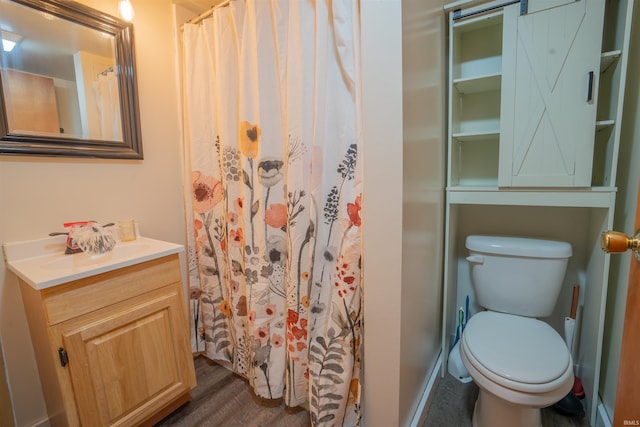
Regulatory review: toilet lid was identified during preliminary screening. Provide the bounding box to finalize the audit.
[462,311,570,385]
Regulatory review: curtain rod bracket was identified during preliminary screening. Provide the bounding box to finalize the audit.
[183,0,231,27]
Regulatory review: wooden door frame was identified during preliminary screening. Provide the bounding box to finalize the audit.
[612,178,640,426]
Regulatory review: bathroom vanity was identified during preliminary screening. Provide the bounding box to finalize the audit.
[4,237,196,426]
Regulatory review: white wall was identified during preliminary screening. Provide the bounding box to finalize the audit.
[362,1,404,425]
[600,3,640,420]
[0,1,187,425]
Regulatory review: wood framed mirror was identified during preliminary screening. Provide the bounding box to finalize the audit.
[0,0,143,159]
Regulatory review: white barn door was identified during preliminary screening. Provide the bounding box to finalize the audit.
[499,0,605,187]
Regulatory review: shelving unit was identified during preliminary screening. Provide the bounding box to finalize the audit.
[442,0,635,424]
[451,12,503,80]
[593,0,634,189]
[448,11,503,187]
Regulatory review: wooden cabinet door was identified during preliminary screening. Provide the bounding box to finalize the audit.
[61,287,193,426]
[1,68,61,134]
[498,0,605,187]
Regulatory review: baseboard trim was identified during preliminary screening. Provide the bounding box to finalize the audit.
[409,351,443,427]
[407,357,613,427]
[595,399,612,427]
[30,416,51,427]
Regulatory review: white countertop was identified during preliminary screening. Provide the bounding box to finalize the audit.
[3,235,184,290]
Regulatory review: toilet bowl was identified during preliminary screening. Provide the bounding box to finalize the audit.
[460,311,574,427]
[461,235,574,427]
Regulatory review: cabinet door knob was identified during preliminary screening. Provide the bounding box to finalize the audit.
[600,230,640,259]
[58,347,68,367]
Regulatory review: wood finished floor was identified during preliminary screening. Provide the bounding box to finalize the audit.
[155,356,310,427]
[156,355,589,426]
[423,372,591,427]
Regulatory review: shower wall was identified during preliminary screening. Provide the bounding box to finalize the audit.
[400,0,447,424]
[362,0,446,426]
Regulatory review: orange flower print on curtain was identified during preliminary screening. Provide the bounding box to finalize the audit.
[240,121,261,158]
[265,204,287,229]
[347,195,362,227]
[192,171,223,213]
[239,121,262,250]
[190,170,233,361]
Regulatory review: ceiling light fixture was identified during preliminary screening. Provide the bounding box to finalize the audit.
[2,39,16,52]
[1,30,23,53]
[118,0,134,22]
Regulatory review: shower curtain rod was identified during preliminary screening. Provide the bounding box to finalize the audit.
[185,0,230,26]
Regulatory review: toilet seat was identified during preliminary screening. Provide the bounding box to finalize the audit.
[461,311,573,394]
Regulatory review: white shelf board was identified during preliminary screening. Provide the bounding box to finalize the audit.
[453,73,501,94]
[596,120,615,131]
[446,187,616,207]
[451,130,500,142]
[601,50,621,74]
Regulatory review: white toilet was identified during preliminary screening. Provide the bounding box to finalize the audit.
[460,235,575,427]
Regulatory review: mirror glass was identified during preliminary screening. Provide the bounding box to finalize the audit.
[0,0,143,159]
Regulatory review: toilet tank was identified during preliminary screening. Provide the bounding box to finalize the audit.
[465,235,572,317]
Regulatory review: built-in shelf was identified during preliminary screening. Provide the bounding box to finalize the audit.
[596,119,615,131]
[449,5,502,190]
[601,50,621,74]
[453,73,501,94]
[451,10,503,81]
[452,130,500,142]
[446,187,615,208]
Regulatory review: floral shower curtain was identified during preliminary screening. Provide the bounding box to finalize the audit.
[181,1,363,425]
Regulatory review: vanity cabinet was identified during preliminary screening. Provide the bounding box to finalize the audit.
[18,254,196,427]
[443,0,634,424]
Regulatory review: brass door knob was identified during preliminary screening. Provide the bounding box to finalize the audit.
[600,230,640,258]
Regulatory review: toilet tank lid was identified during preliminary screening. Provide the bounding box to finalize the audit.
[465,235,572,258]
